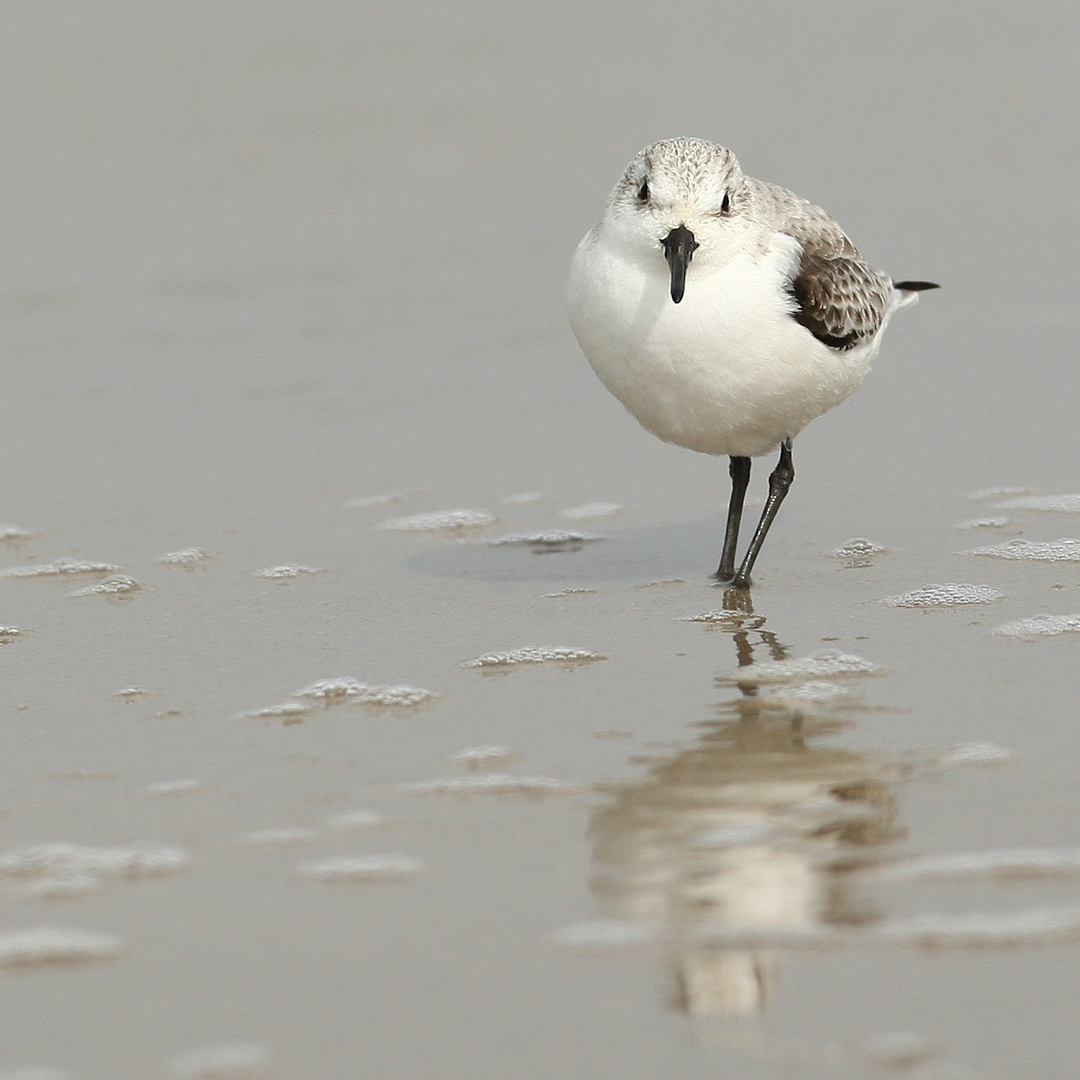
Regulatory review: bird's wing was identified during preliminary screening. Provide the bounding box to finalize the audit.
[755,180,893,352]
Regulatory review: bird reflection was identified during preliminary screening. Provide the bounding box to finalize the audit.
[589,592,903,1017]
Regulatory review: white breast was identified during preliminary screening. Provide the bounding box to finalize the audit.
[567,229,879,458]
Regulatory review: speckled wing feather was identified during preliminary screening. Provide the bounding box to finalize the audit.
[752,180,892,351]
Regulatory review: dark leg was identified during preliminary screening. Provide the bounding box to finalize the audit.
[714,455,751,581]
[730,440,795,589]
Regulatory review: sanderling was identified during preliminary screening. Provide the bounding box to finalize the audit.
[567,138,937,586]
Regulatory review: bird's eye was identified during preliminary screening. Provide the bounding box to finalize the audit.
[637,179,649,202]
[720,192,731,215]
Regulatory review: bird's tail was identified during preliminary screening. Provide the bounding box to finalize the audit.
[891,279,940,312]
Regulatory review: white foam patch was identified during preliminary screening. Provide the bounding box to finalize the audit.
[991,614,1080,637]
[0,627,21,643]
[830,537,886,567]
[498,491,544,506]
[717,650,879,685]
[757,681,853,706]
[968,486,1030,501]
[550,919,659,952]
[687,908,1080,949]
[996,494,1080,512]
[0,525,35,542]
[299,855,423,882]
[113,686,149,700]
[954,516,1011,529]
[558,502,624,520]
[0,927,123,968]
[452,746,519,769]
[236,703,310,721]
[880,584,1004,607]
[485,530,604,548]
[294,678,435,707]
[68,574,142,597]
[343,492,412,508]
[251,565,324,579]
[966,538,1080,561]
[874,848,1080,883]
[323,810,386,830]
[0,843,188,882]
[935,742,1013,767]
[145,779,205,796]
[169,1042,273,1079]
[0,560,120,578]
[378,509,497,532]
[545,588,598,597]
[159,548,218,565]
[461,647,606,669]
[399,773,579,796]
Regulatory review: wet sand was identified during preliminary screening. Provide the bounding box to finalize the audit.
[2,3,1080,1077]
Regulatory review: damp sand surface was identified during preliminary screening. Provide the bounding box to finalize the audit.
[1,5,1079,1079]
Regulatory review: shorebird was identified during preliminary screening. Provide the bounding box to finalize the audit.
[567,137,937,586]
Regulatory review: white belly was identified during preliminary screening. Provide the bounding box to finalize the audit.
[567,232,878,458]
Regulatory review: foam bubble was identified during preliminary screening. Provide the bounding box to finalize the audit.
[113,686,149,701]
[875,848,1080,883]
[935,742,1013,767]
[251,565,324,579]
[343,492,412,508]
[830,537,886,568]
[954,516,1011,529]
[545,588,598,598]
[159,548,218,566]
[323,810,387,830]
[67,574,141,597]
[0,525,35,542]
[461,647,606,669]
[968,486,1030,501]
[399,773,579,796]
[378,509,497,532]
[169,1042,273,1079]
[0,627,21,644]
[0,843,188,882]
[966,538,1080,561]
[0,560,120,578]
[550,919,659,952]
[0,927,122,968]
[558,502,624,520]
[145,779,205,796]
[991,614,1080,637]
[996,494,1080,512]
[717,650,879,685]
[485,530,604,550]
[757,681,853,706]
[299,855,423,882]
[498,492,544,506]
[236,702,310,721]
[294,679,435,707]
[880,584,1004,607]
[451,746,519,770]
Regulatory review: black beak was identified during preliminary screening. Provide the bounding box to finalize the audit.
[661,225,698,304]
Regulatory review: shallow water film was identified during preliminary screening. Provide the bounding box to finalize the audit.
[2,3,1080,1078]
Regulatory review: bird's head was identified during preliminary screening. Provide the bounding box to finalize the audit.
[604,138,751,303]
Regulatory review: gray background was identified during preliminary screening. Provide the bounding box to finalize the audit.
[1,2,1079,1077]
